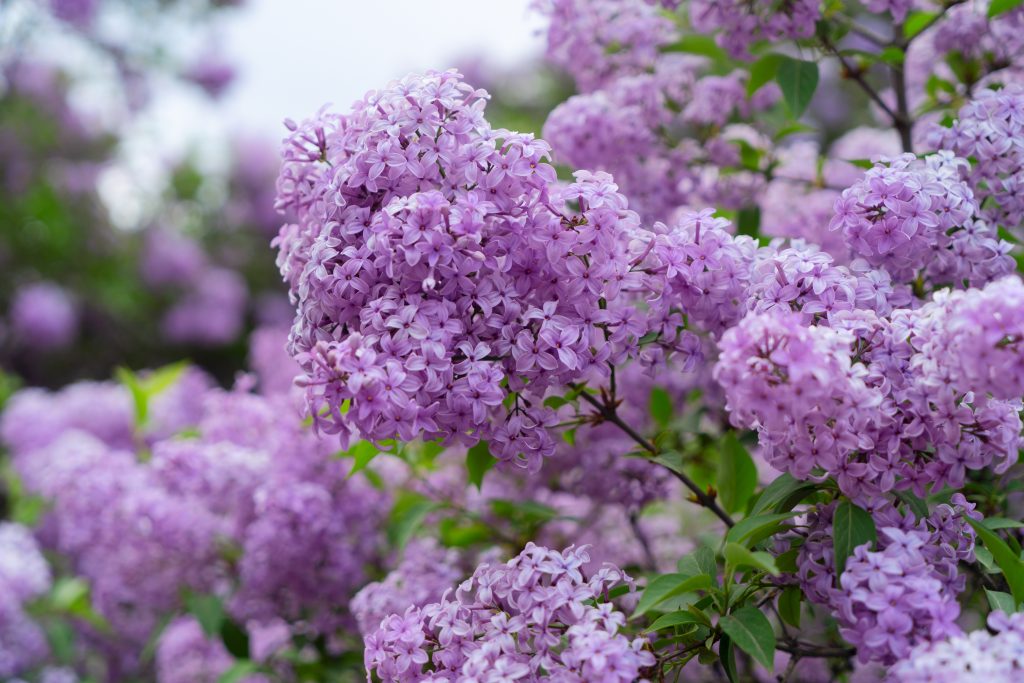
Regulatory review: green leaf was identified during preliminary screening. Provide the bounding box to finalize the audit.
[720,606,776,671]
[833,501,877,578]
[649,387,673,429]
[218,660,259,683]
[678,546,718,584]
[990,0,1024,18]
[878,46,905,66]
[776,57,819,118]
[466,441,495,490]
[661,35,728,60]
[736,207,761,237]
[779,586,802,628]
[647,611,703,632]
[968,518,1024,606]
[345,441,380,478]
[115,362,188,427]
[388,494,441,549]
[976,546,998,573]
[719,635,740,683]
[490,499,559,524]
[895,490,929,519]
[904,11,937,39]
[725,512,798,548]
[633,573,713,617]
[717,433,757,514]
[986,589,1017,614]
[749,474,817,516]
[747,54,784,97]
[185,592,225,639]
[723,543,780,576]
[984,518,1024,530]
[220,619,250,659]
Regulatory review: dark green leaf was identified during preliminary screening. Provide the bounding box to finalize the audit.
[749,474,817,516]
[678,546,718,584]
[185,593,225,639]
[720,606,776,671]
[969,518,1024,606]
[747,54,784,96]
[833,500,877,579]
[647,611,703,632]
[489,498,559,524]
[220,619,250,659]
[466,441,495,490]
[633,573,713,617]
[779,587,802,628]
[986,589,1017,614]
[719,635,739,683]
[895,490,929,519]
[990,0,1024,18]
[717,433,758,514]
[984,517,1024,530]
[776,57,819,118]
[736,207,761,237]
[649,387,673,429]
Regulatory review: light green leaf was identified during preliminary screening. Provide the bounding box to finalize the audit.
[720,606,776,671]
[678,546,717,584]
[345,441,380,478]
[776,57,819,118]
[218,660,259,683]
[990,0,1024,18]
[749,474,816,516]
[646,611,703,632]
[388,494,441,549]
[725,512,798,548]
[717,433,757,514]
[185,592,225,639]
[649,387,673,429]
[986,589,1017,614]
[466,441,495,490]
[969,518,1024,606]
[633,573,713,617]
[661,35,728,60]
[747,53,783,97]
[832,500,877,578]
[984,518,1024,530]
[723,542,780,576]
[904,11,937,38]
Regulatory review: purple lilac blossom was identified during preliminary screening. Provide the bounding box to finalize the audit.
[10,281,78,350]
[363,543,654,682]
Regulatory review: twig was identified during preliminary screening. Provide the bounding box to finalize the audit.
[572,386,735,527]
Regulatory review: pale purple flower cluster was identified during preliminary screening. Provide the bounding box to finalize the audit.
[714,311,882,483]
[0,375,391,673]
[352,539,464,636]
[162,267,248,346]
[533,0,676,91]
[890,610,1024,682]
[688,0,820,59]
[363,543,654,682]
[786,496,978,666]
[275,70,694,471]
[0,522,52,678]
[830,152,1012,288]
[156,617,266,683]
[862,0,913,22]
[929,87,1024,234]
[9,281,78,350]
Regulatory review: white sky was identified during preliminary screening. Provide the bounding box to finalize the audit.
[99,0,542,225]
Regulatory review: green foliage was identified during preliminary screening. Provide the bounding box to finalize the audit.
[719,606,776,671]
[387,493,441,549]
[747,54,784,96]
[986,589,1017,614]
[466,441,495,490]
[989,0,1024,18]
[776,57,819,118]
[116,362,189,428]
[968,518,1024,606]
[832,500,877,578]
[716,433,757,514]
[633,573,713,617]
[723,543,780,576]
[649,387,673,429]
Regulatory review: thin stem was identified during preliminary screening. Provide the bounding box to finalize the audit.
[629,511,659,572]
[890,22,914,152]
[572,385,735,527]
[822,37,904,128]
[776,639,856,659]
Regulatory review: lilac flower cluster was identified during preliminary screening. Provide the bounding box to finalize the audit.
[533,0,677,91]
[889,611,1024,682]
[275,70,700,471]
[794,496,978,665]
[155,617,266,683]
[9,281,78,351]
[363,543,654,682]
[0,523,52,678]
[688,0,821,60]
[929,86,1024,234]
[830,152,1012,288]
[0,375,391,675]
